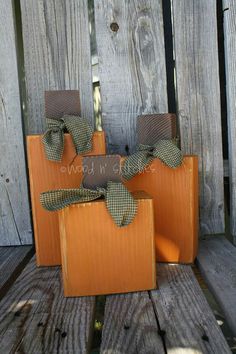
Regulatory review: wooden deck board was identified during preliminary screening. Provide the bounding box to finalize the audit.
[0,249,232,353]
[151,264,231,353]
[197,236,236,336]
[0,246,33,299]
[100,291,164,353]
[0,257,95,354]
[101,264,231,353]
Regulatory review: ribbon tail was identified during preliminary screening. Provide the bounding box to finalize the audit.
[64,115,93,155]
[153,140,183,168]
[40,188,102,211]
[122,150,153,180]
[105,181,137,227]
[42,128,64,162]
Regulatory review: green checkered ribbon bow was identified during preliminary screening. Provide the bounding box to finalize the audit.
[122,140,183,180]
[42,115,93,161]
[40,181,137,227]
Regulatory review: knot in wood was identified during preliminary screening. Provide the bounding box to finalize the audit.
[110,22,119,32]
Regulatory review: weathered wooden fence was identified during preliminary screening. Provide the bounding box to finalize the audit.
[0,0,235,245]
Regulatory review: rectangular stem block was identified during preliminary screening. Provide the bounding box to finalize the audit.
[27,132,106,266]
[124,156,198,263]
[59,191,156,297]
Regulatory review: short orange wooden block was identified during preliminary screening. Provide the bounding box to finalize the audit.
[58,191,156,297]
[124,156,199,264]
[27,132,106,266]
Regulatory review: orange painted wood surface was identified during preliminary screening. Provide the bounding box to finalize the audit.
[27,132,106,266]
[123,156,199,264]
[59,191,156,297]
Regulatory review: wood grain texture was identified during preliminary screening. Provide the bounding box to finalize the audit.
[0,246,33,299]
[197,236,236,335]
[20,0,94,133]
[0,0,32,245]
[101,264,230,353]
[27,132,106,266]
[124,156,199,264]
[94,0,168,154]
[0,257,95,353]
[59,191,156,296]
[223,0,236,241]
[151,264,231,353]
[100,292,164,353]
[172,0,225,235]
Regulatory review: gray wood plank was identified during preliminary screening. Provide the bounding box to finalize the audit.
[172,0,225,235]
[223,0,236,242]
[101,264,230,353]
[0,256,95,354]
[20,0,94,134]
[100,291,164,353]
[0,246,33,299]
[197,236,236,336]
[0,0,32,245]
[94,0,168,154]
[151,264,231,354]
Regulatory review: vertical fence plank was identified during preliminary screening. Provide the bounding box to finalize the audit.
[223,0,236,243]
[0,0,32,245]
[95,0,168,154]
[172,0,225,235]
[20,0,94,134]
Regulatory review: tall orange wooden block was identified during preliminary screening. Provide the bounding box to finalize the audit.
[124,156,198,263]
[27,132,106,266]
[58,191,156,297]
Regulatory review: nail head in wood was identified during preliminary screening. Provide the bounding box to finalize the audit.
[124,324,130,330]
[202,334,209,342]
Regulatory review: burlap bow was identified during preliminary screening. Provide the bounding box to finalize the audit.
[40,181,137,227]
[122,140,183,180]
[42,115,93,161]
